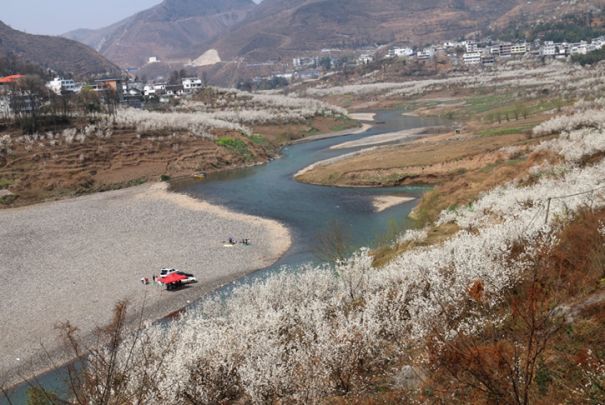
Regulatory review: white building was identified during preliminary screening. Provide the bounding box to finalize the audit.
[143,85,155,96]
[465,41,478,53]
[541,41,557,56]
[417,48,435,60]
[387,47,414,58]
[46,77,77,95]
[570,42,589,55]
[592,37,605,50]
[463,52,482,65]
[293,57,318,68]
[511,43,528,55]
[0,96,10,117]
[357,54,374,65]
[148,56,160,64]
[143,83,168,97]
[443,41,463,49]
[182,78,203,92]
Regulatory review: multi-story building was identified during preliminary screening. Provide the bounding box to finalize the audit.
[481,54,496,66]
[570,42,589,55]
[387,47,415,58]
[182,78,204,92]
[47,77,78,95]
[465,41,478,53]
[463,52,482,65]
[541,41,557,57]
[511,43,528,56]
[293,57,319,68]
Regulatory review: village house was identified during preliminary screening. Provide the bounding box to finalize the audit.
[541,41,557,57]
[165,84,184,97]
[570,41,589,55]
[143,83,168,97]
[357,53,374,65]
[293,57,318,68]
[0,96,9,118]
[416,48,435,60]
[387,47,414,58]
[492,43,512,57]
[510,43,527,56]
[182,77,203,92]
[465,41,478,53]
[463,52,482,65]
[481,53,496,66]
[95,78,123,93]
[46,77,78,95]
[0,74,25,116]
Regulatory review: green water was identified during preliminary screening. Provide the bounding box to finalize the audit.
[174,109,447,269]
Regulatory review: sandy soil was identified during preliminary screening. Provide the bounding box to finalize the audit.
[294,146,380,178]
[290,123,371,144]
[0,183,291,386]
[372,196,416,212]
[348,113,376,122]
[296,133,530,187]
[330,128,427,150]
[191,49,221,67]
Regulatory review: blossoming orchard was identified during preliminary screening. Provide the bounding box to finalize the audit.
[82,97,605,403]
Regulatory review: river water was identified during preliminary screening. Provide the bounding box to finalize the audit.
[2,110,447,404]
[174,109,447,270]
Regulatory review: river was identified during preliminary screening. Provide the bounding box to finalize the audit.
[2,110,447,404]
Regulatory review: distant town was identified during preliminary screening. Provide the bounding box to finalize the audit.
[2,33,605,118]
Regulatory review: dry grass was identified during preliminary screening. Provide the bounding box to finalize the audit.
[423,207,605,404]
[370,148,562,267]
[0,115,355,208]
[297,134,530,187]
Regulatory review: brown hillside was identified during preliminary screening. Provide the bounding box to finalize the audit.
[0,21,120,78]
[211,0,605,61]
[63,0,255,68]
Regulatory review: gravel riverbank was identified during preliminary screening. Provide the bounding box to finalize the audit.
[0,183,291,387]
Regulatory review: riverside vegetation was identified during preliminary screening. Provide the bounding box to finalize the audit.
[8,62,604,404]
[0,84,354,207]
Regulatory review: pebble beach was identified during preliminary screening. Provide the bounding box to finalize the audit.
[0,182,291,386]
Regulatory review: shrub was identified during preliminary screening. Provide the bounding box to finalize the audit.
[216,137,251,159]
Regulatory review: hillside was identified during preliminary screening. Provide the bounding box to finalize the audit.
[0,21,120,77]
[211,0,605,61]
[63,0,255,68]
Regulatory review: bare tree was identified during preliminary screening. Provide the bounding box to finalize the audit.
[313,220,354,264]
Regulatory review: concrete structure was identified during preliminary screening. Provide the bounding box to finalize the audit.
[511,43,528,55]
[541,41,557,57]
[182,78,203,92]
[357,54,374,65]
[0,96,10,117]
[465,41,478,52]
[387,47,415,58]
[293,57,318,68]
[481,54,496,66]
[417,48,435,60]
[570,42,589,55]
[47,78,77,95]
[463,52,482,65]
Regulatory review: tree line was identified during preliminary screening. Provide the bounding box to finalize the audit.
[2,75,120,134]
